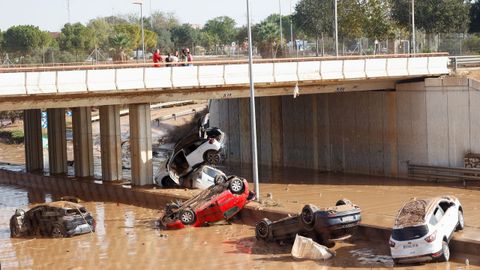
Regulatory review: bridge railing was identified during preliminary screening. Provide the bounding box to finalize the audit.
[0,54,450,96]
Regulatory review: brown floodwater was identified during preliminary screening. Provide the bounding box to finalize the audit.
[0,184,478,270]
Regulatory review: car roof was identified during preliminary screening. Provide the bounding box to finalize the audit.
[44,201,85,210]
[393,196,458,228]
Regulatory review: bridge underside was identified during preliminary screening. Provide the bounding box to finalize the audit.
[0,78,409,111]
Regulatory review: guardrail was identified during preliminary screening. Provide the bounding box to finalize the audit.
[0,55,450,97]
[407,162,480,187]
[450,55,480,71]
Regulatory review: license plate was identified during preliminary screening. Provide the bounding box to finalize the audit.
[342,216,355,222]
[403,243,419,249]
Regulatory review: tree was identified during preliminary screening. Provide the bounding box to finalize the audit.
[470,0,480,33]
[149,11,179,52]
[338,0,365,41]
[171,24,198,50]
[253,19,281,58]
[293,0,334,55]
[3,25,51,56]
[113,23,141,50]
[144,29,158,51]
[109,33,131,61]
[391,0,470,50]
[203,16,237,46]
[58,23,95,59]
[363,0,396,41]
[87,18,114,51]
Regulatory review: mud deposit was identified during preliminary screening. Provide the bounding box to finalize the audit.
[0,184,477,270]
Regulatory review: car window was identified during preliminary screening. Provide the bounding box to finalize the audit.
[429,213,439,226]
[392,225,429,241]
[170,151,189,174]
[439,201,453,212]
[433,207,444,222]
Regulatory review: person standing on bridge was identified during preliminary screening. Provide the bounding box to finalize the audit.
[186,48,193,66]
[153,49,163,67]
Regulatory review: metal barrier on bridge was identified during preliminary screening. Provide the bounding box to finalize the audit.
[450,55,480,71]
[407,162,480,187]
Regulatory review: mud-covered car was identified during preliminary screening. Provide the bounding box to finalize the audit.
[389,196,464,264]
[255,199,361,247]
[165,127,225,186]
[179,165,227,189]
[160,176,255,229]
[10,201,96,238]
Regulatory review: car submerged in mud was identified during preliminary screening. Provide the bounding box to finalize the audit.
[162,127,225,188]
[389,196,464,264]
[160,176,255,229]
[255,199,361,247]
[10,201,96,238]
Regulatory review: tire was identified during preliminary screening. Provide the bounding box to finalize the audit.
[179,209,196,225]
[335,198,352,206]
[204,150,221,165]
[10,218,21,238]
[301,204,319,229]
[161,175,177,188]
[438,240,450,262]
[51,223,66,238]
[456,210,465,231]
[228,178,245,194]
[214,174,227,185]
[255,218,272,240]
[392,258,400,265]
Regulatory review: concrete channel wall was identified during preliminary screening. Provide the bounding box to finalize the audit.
[210,77,480,177]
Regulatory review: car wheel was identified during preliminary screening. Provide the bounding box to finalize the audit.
[301,204,319,229]
[179,209,196,225]
[438,240,450,262]
[228,178,245,194]
[255,218,272,240]
[10,218,21,238]
[51,223,66,238]
[204,150,221,165]
[392,258,400,265]
[161,175,178,188]
[214,174,227,185]
[456,210,465,231]
[335,198,352,206]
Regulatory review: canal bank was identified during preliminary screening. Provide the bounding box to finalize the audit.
[0,168,479,262]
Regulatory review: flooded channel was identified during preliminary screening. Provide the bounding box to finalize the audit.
[0,184,477,270]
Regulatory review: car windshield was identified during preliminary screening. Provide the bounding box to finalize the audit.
[65,207,87,215]
[203,166,222,178]
[392,225,429,241]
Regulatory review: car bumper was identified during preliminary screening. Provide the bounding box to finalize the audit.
[67,223,94,236]
[391,244,443,262]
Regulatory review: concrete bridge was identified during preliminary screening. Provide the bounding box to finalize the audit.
[0,54,451,186]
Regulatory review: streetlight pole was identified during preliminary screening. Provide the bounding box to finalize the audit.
[411,0,416,54]
[334,0,339,57]
[133,1,146,63]
[246,0,260,201]
[290,0,294,54]
[279,0,283,50]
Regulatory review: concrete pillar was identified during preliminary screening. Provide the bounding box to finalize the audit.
[129,104,153,186]
[72,107,94,177]
[47,108,67,174]
[23,109,43,172]
[99,105,122,181]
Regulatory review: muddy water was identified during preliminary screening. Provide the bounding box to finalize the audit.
[0,184,478,270]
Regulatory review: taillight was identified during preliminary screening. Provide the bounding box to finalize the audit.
[424,230,437,243]
[208,138,214,144]
[389,239,396,247]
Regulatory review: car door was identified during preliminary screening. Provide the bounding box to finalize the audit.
[439,200,457,237]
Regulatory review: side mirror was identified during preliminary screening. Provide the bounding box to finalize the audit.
[15,209,25,216]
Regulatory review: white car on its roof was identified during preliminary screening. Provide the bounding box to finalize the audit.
[389,196,464,264]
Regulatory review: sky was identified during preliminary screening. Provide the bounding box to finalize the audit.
[0,0,300,32]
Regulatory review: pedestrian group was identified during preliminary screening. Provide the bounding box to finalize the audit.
[153,48,193,67]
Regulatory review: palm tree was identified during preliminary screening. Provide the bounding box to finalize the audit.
[109,33,131,62]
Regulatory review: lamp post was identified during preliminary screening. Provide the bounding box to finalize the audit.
[334,0,338,57]
[246,0,260,201]
[411,0,416,54]
[133,0,146,63]
[279,0,283,51]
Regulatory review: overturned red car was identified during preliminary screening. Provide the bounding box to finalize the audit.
[160,176,255,229]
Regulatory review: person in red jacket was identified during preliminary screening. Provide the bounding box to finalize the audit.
[153,49,162,67]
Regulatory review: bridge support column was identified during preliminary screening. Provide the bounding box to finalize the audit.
[129,104,153,186]
[99,105,122,181]
[72,107,94,177]
[47,108,67,174]
[24,109,44,172]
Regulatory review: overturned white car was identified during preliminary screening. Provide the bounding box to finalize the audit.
[389,196,464,264]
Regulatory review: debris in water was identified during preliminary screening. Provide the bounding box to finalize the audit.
[291,235,335,261]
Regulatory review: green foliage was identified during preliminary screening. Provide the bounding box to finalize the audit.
[59,23,95,54]
[464,34,480,53]
[0,130,24,144]
[338,0,365,40]
[363,0,396,40]
[391,0,470,35]
[109,32,131,61]
[293,0,333,38]
[144,29,158,51]
[471,0,480,33]
[87,18,114,51]
[3,25,51,55]
[203,16,237,46]
[114,23,141,49]
[253,19,281,58]
[171,24,198,49]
